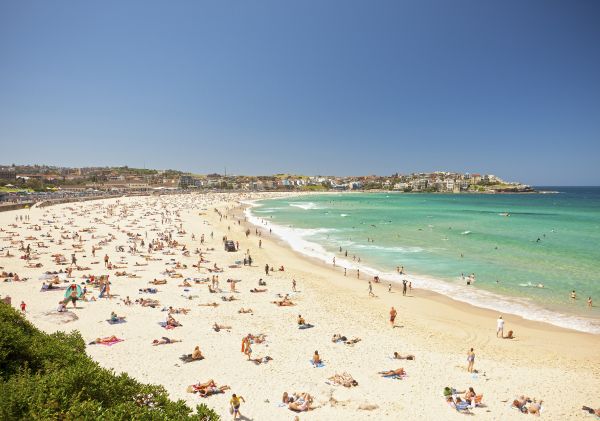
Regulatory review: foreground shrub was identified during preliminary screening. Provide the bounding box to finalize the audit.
[0,303,219,420]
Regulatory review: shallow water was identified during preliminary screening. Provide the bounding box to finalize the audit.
[250,188,600,333]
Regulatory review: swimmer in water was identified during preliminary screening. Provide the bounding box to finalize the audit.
[537,283,544,288]
[571,290,576,300]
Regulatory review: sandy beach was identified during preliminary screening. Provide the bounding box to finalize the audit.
[0,192,598,420]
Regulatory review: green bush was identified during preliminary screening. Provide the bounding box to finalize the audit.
[0,303,219,420]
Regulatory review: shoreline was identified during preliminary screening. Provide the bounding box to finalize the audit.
[241,200,600,338]
[243,199,600,335]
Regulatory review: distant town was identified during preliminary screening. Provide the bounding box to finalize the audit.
[0,164,534,204]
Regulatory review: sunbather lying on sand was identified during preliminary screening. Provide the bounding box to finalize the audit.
[249,356,273,365]
[329,372,358,387]
[250,288,267,293]
[136,298,160,307]
[150,279,167,285]
[89,335,121,345]
[213,323,232,332]
[221,295,237,301]
[378,368,406,377]
[167,315,181,327]
[238,308,253,313]
[199,302,219,307]
[152,337,182,345]
[331,334,361,345]
[393,352,415,360]
[179,280,192,287]
[187,380,230,397]
[167,306,190,314]
[582,406,600,416]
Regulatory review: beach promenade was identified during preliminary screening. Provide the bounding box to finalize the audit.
[0,193,598,420]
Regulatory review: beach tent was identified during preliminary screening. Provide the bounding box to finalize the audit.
[64,284,83,299]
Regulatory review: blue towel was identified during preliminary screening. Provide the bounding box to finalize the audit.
[106,319,126,325]
[310,360,325,368]
[298,324,314,329]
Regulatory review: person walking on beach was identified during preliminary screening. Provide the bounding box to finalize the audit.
[390,306,397,327]
[265,264,269,275]
[20,301,26,313]
[467,348,475,372]
[292,279,297,292]
[230,393,246,419]
[496,315,504,338]
[333,257,336,267]
[259,239,262,248]
[571,290,577,300]
[402,280,407,296]
[104,254,109,267]
[368,280,374,297]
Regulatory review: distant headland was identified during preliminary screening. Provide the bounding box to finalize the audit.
[0,164,534,203]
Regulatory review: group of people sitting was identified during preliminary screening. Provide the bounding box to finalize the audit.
[282,392,315,412]
[444,386,484,412]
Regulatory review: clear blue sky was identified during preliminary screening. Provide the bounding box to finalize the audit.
[0,1,598,185]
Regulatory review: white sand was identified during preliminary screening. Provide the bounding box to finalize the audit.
[0,193,598,420]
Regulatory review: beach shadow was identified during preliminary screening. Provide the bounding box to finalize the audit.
[236,415,253,421]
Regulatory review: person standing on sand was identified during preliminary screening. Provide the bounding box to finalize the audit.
[571,290,577,300]
[333,257,336,267]
[390,306,397,327]
[497,315,504,338]
[20,301,26,312]
[368,281,374,297]
[292,279,297,292]
[388,283,392,293]
[259,239,262,248]
[402,280,407,296]
[467,348,475,372]
[265,264,269,275]
[588,297,593,307]
[104,254,109,267]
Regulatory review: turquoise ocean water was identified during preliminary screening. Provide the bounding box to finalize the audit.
[247,187,600,334]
